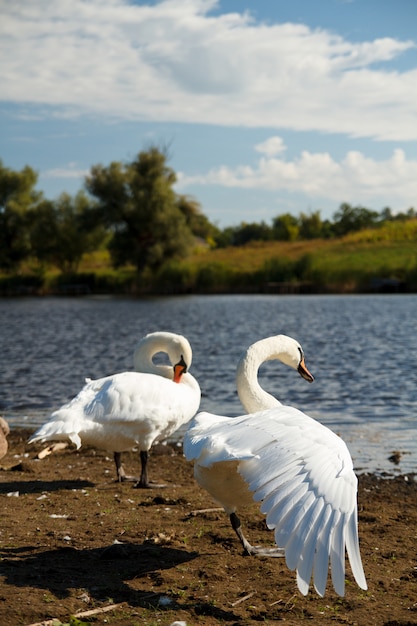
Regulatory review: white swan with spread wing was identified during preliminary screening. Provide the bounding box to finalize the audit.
[184,334,367,597]
[29,331,201,487]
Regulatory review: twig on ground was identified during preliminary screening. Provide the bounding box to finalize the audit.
[26,602,125,625]
[188,507,223,516]
[230,591,256,606]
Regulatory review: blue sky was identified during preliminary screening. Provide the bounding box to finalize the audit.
[1,0,416,228]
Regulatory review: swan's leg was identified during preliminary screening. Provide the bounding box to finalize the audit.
[113,452,138,482]
[134,450,167,489]
[230,512,255,554]
[230,512,285,558]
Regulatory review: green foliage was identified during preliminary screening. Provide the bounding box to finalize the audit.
[258,256,295,282]
[213,226,235,247]
[304,241,416,291]
[47,270,136,295]
[294,253,314,280]
[195,262,237,291]
[231,221,273,245]
[85,147,194,272]
[0,273,43,296]
[299,211,323,239]
[1,156,416,295]
[0,160,41,271]
[155,261,197,293]
[177,194,220,243]
[29,192,105,273]
[332,202,379,236]
[217,204,416,248]
[46,617,88,626]
[346,217,417,243]
[272,213,299,241]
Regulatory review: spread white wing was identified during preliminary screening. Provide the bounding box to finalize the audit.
[184,408,367,597]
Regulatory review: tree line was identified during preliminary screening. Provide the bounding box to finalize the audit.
[1,147,415,275]
[218,204,416,247]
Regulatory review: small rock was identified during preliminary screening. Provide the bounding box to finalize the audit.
[388,450,402,464]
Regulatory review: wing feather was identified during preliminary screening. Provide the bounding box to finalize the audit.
[277,490,317,568]
[312,506,335,596]
[294,498,326,593]
[185,405,366,597]
[330,512,347,596]
[345,510,368,590]
[261,477,309,529]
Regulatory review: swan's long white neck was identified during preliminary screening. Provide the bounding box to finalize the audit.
[236,335,301,414]
[133,332,191,381]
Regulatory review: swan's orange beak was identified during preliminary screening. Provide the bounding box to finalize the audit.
[298,358,314,383]
[173,355,187,383]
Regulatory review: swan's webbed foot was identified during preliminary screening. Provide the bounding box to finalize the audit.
[230,512,285,558]
[133,479,167,489]
[119,474,139,483]
[246,545,286,558]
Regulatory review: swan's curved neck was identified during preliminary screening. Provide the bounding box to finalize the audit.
[236,336,295,413]
[134,337,173,379]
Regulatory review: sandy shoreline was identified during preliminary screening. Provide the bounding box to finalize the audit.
[0,428,416,625]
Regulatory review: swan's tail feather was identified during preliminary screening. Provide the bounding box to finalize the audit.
[28,411,83,450]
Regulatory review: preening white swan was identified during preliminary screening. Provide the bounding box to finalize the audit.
[184,334,367,597]
[29,331,201,487]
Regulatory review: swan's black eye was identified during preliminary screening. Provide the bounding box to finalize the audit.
[297,347,304,362]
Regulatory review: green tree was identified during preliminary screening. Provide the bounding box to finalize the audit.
[0,160,41,271]
[85,148,194,272]
[29,192,104,273]
[333,203,379,236]
[299,211,323,239]
[272,213,299,241]
[232,221,272,245]
[379,207,393,222]
[214,226,236,248]
[177,194,219,245]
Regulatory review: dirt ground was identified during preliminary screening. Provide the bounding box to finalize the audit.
[0,428,416,626]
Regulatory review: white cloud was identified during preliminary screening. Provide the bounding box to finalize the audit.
[255,137,287,157]
[41,164,89,180]
[0,0,416,140]
[177,141,417,211]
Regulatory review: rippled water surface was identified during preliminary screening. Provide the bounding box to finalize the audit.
[1,294,416,475]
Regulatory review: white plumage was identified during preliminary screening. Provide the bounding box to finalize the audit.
[29,331,201,487]
[184,334,367,597]
[0,416,10,460]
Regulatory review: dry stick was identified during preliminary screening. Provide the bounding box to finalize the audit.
[188,507,223,516]
[230,591,256,607]
[26,602,125,626]
[74,602,126,618]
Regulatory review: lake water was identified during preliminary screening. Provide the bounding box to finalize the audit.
[0,294,416,476]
